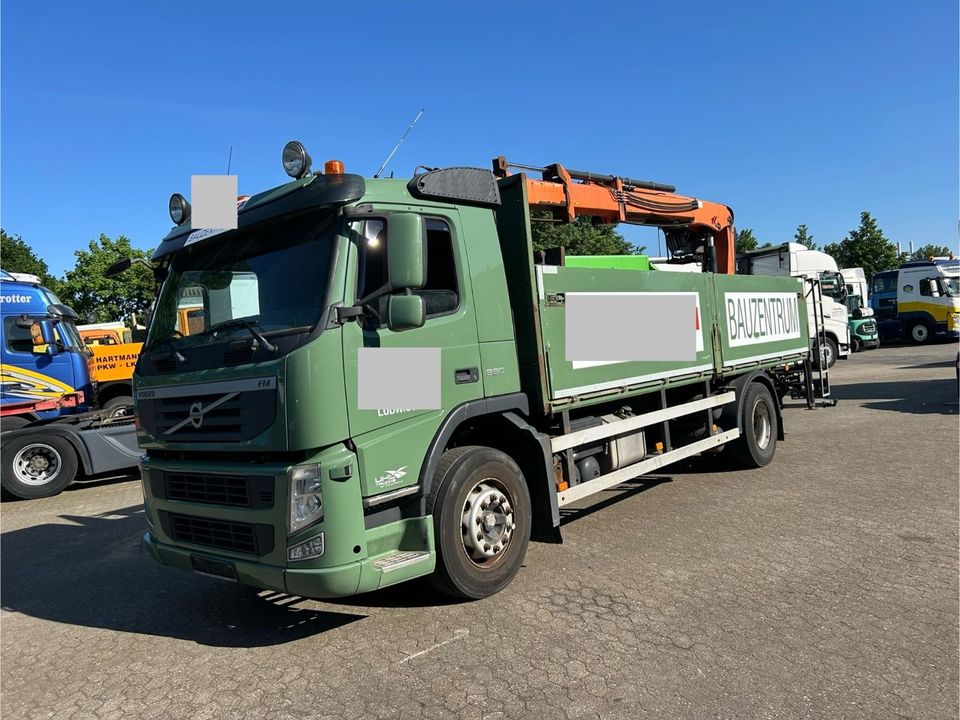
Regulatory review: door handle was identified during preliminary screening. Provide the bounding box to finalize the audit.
[454,367,479,384]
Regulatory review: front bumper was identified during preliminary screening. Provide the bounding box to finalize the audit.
[143,515,434,598]
[144,531,367,597]
[140,444,435,598]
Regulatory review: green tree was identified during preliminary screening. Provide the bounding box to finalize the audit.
[59,235,154,323]
[0,229,60,290]
[823,212,904,279]
[794,224,818,250]
[735,228,758,253]
[530,212,642,255]
[909,243,954,261]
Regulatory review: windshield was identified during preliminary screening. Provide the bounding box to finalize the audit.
[56,319,84,351]
[943,277,959,298]
[146,214,337,352]
[819,271,847,301]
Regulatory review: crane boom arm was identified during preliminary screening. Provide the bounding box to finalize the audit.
[493,157,736,274]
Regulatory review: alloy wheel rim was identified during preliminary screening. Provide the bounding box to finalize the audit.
[12,444,62,486]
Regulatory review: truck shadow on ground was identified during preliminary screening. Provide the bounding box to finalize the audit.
[0,504,365,647]
[830,378,958,415]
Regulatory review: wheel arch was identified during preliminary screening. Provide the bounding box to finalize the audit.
[418,393,561,542]
[717,371,784,442]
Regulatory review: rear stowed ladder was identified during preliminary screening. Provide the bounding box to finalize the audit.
[551,392,739,507]
[804,278,835,407]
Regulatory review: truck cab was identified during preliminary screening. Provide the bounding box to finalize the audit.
[870,262,960,343]
[0,270,93,427]
[737,243,850,367]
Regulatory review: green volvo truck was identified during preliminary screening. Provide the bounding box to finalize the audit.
[136,144,824,599]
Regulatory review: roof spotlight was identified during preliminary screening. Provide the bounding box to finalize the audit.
[169,193,191,225]
[282,140,312,179]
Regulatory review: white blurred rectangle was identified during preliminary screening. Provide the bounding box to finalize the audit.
[566,292,698,363]
[191,175,238,229]
[357,347,441,410]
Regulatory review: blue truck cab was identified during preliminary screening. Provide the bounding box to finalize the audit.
[0,270,93,423]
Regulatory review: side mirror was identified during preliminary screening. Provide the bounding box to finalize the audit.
[105,257,133,278]
[38,319,59,354]
[387,213,426,290]
[386,294,425,331]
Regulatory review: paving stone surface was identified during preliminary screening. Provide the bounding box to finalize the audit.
[2,342,957,719]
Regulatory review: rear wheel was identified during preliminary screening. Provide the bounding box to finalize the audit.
[1,433,79,499]
[909,321,932,344]
[426,446,531,599]
[726,382,778,469]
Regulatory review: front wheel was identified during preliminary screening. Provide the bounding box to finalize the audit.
[850,337,862,353]
[909,321,932,344]
[726,382,779,469]
[426,446,531,599]
[1,433,79,499]
[820,337,839,368]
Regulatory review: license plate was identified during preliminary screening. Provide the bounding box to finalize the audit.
[190,555,238,581]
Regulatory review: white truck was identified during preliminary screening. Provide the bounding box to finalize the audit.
[737,243,850,367]
[840,267,869,302]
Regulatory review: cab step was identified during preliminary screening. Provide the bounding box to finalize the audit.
[372,550,430,573]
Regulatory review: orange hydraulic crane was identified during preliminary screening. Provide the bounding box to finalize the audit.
[492,157,736,274]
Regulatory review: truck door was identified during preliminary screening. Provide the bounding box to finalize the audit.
[0,315,76,406]
[341,211,484,497]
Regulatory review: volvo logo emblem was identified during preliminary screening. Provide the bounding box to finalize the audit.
[188,402,204,429]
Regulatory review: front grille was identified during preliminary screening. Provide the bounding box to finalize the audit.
[158,471,275,509]
[861,321,876,333]
[154,357,176,373]
[166,472,249,506]
[223,346,254,366]
[154,393,245,437]
[162,512,274,556]
[138,384,277,443]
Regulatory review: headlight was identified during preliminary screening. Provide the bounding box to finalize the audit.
[169,193,191,225]
[282,140,312,179]
[288,532,325,561]
[289,464,323,532]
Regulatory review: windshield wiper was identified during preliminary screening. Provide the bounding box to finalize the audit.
[206,318,277,353]
[144,332,187,362]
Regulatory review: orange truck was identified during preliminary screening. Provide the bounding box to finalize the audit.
[77,322,142,414]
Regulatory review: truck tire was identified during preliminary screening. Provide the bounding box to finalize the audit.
[426,446,531,599]
[103,395,134,419]
[1,433,79,499]
[850,337,862,353]
[1,415,31,433]
[908,320,932,344]
[814,337,840,368]
[726,382,778,469]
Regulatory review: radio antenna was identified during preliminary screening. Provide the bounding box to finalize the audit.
[226,146,233,175]
[374,109,423,178]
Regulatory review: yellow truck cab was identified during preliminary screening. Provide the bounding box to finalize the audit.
[77,321,143,414]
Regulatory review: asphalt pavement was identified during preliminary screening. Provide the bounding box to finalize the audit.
[1,341,957,720]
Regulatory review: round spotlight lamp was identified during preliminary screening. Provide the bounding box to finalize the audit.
[282,140,312,179]
[169,193,191,225]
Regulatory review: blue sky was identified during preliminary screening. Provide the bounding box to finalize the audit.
[2,0,957,275]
